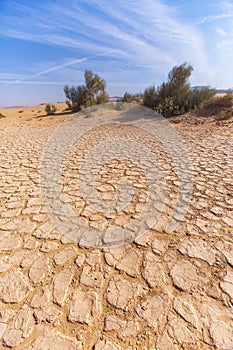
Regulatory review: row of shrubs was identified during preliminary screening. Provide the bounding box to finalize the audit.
[120,63,216,117]
[44,63,232,118]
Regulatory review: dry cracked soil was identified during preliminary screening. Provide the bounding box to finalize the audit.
[0,103,233,349]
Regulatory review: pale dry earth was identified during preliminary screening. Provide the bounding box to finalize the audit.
[0,103,233,349]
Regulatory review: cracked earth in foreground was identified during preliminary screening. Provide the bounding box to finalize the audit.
[0,104,233,349]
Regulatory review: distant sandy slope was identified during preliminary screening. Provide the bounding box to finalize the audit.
[0,102,67,121]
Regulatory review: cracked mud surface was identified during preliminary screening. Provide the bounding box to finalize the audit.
[0,106,233,349]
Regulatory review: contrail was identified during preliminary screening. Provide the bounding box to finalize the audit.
[3,57,88,86]
[0,81,79,85]
[28,58,88,79]
[2,49,118,87]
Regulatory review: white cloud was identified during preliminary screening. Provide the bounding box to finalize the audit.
[213,0,233,56]
[197,13,233,24]
[1,0,211,91]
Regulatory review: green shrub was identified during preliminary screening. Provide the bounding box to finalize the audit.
[45,104,56,115]
[203,93,232,109]
[120,92,143,103]
[96,92,109,104]
[64,85,86,112]
[122,92,133,103]
[195,93,233,117]
[143,86,157,109]
[143,63,215,117]
[64,70,109,112]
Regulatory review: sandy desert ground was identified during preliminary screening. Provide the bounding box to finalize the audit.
[0,102,67,120]
[0,102,233,349]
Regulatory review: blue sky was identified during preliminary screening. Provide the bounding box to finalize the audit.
[1,0,233,106]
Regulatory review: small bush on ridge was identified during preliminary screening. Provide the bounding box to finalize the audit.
[45,104,56,115]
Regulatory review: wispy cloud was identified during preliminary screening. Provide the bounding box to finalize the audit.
[1,0,210,89]
[213,0,233,56]
[197,13,233,24]
[0,73,27,80]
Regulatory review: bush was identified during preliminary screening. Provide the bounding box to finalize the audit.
[96,92,109,104]
[203,93,232,109]
[64,85,86,112]
[64,70,109,112]
[143,63,215,117]
[143,86,157,109]
[121,92,143,103]
[122,92,133,103]
[0,112,6,118]
[45,104,56,115]
[195,93,233,117]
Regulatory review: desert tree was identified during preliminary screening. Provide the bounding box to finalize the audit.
[64,70,109,112]
[143,63,215,117]
[63,85,86,112]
